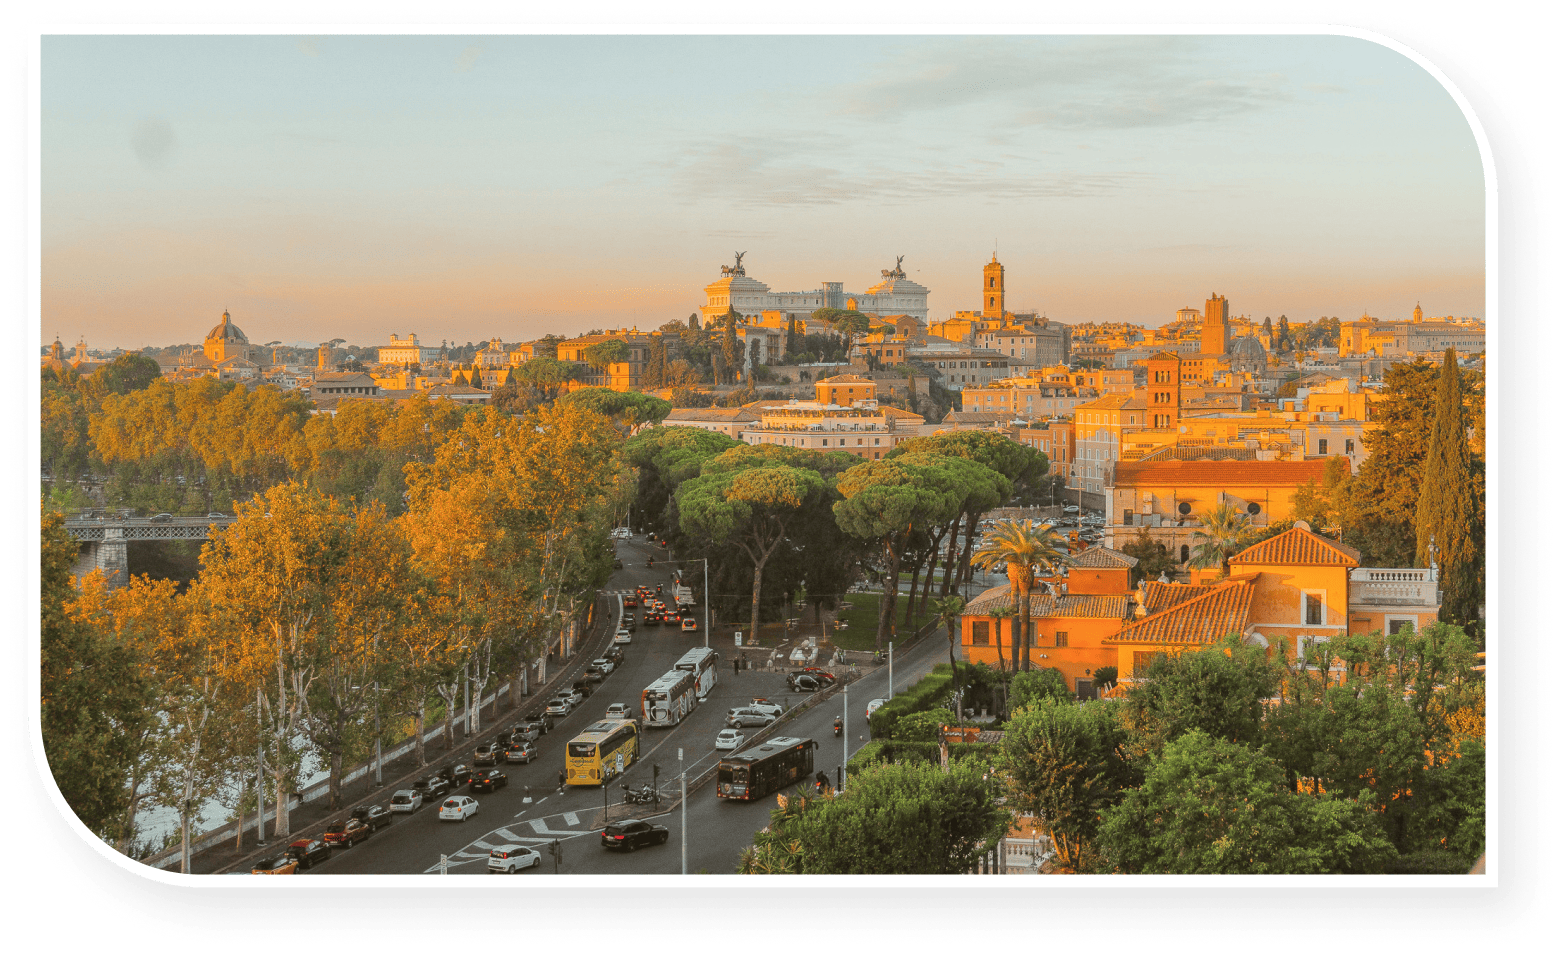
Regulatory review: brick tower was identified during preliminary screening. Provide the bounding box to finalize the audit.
[982,254,1005,319]
[1202,293,1229,355]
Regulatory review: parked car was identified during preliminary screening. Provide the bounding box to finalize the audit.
[745,698,785,717]
[600,819,669,851]
[412,776,451,800]
[614,628,633,644]
[285,838,331,870]
[504,741,537,764]
[251,855,299,875]
[604,646,625,664]
[787,673,824,693]
[439,796,480,822]
[589,658,616,675]
[798,667,838,683]
[544,697,572,717]
[680,617,698,632]
[714,728,745,750]
[473,742,502,766]
[866,698,888,716]
[322,818,372,848]
[389,789,423,814]
[350,804,392,831]
[565,685,588,705]
[437,763,473,787]
[469,768,509,793]
[726,707,778,729]
[613,558,623,570]
[488,846,541,874]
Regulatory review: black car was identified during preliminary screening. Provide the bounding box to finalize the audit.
[470,768,509,792]
[582,669,605,686]
[413,775,452,800]
[572,680,594,699]
[787,673,824,693]
[504,741,537,764]
[622,615,636,631]
[438,763,473,787]
[285,837,331,869]
[473,742,502,766]
[491,727,519,748]
[350,804,392,832]
[604,646,625,664]
[600,819,670,852]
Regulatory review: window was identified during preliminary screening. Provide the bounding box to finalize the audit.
[1345,438,1355,454]
[1054,631,1069,648]
[1304,591,1325,626]
[971,621,990,645]
[1132,651,1162,678]
[1318,438,1328,454]
[1387,618,1414,636]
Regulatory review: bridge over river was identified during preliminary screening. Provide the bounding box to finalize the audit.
[64,514,235,588]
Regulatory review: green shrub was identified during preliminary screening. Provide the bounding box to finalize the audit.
[891,710,950,742]
[868,662,985,738]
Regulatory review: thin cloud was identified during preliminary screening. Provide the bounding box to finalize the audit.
[297,37,322,58]
[454,44,484,73]
[130,117,176,170]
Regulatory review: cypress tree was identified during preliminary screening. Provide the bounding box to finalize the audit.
[1415,348,1478,623]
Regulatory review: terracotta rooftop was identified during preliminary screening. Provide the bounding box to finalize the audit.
[963,584,1131,621]
[1104,577,1255,646]
[1230,525,1361,567]
[1070,545,1139,569]
[1112,458,1328,487]
[1140,580,1206,614]
[817,374,875,384]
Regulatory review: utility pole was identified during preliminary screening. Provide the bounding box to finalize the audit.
[373,680,383,787]
[841,682,848,795]
[888,641,894,698]
[703,557,710,649]
[679,747,687,875]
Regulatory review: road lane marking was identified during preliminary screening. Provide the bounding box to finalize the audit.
[563,811,579,826]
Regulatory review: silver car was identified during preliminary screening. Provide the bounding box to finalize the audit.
[726,707,778,729]
[544,697,572,716]
[388,789,422,813]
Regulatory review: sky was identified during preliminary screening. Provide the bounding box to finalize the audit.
[40,34,1486,350]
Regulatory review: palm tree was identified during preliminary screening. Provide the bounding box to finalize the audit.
[972,520,1074,671]
[988,604,1016,715]
[1187,502,1253,577]
[931,596,966,724]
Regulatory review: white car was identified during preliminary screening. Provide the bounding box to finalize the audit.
[488,846,541,874]
[614,629,633,644]
[866,698,889,716]
[714,728,745,750]
[605,702,632,719]
[544,697,572,716]
[746,698,785,717]
[388,789,422,813]
[439,796,479,822]
[590,658,616,674]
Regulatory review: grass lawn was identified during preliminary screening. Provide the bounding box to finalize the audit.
[801,590,935,651]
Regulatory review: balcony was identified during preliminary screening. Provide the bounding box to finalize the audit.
[1349,568,1439,608]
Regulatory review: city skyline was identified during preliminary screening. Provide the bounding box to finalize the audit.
[43,34,1485,350]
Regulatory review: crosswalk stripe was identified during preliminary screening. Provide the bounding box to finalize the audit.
[563,812,579,826]
[492,828,526,841]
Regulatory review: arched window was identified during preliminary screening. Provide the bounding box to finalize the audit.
[1180,544,1190,563]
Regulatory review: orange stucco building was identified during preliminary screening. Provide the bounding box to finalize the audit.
[958,523,1442,696]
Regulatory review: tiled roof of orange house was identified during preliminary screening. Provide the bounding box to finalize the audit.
[818,374,876,385]
[1075,394,1137,411]
[963,583,1132,620]
[1112,458,1329,487]
[878,406,926,421]
[1103,577,1254,646]
[1070,545,1139,569]
[1230,525,1361,567]
[1141,580,1205,614]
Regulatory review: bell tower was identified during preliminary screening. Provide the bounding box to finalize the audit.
[982,254,1005,319]
[1202,293,1229,355]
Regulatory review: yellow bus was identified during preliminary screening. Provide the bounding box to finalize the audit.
[565,718,640,786]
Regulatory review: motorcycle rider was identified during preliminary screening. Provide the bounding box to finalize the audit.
[833,715,843,737]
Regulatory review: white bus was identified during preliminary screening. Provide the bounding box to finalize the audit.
[641,669,697,727]
[673,646,720,701]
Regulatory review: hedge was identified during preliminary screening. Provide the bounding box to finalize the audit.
[845,740,1000,776]
[1384,850,1475,875]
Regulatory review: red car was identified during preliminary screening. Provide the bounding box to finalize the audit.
[799,667,838,683]
[624,597,637,609]
[322,818,372,848]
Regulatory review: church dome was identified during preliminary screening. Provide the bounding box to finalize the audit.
[1229,334,1267,368]
[206,310,250,344]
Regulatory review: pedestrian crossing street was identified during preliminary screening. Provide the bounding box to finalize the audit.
[424,807,603,872]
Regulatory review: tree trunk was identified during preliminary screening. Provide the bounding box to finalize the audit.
[877,540,903,650]
[993,616,1007,675]
[957,512,979,589]
[462,661,471,738]
[902,549,926,629]
[918,524,948,622]
[1019,580,1033,671]
[437,683,458,750]
[328,748,343,811]
[414,697,428,767]
[272,763,291,838]
[750,550,769,645]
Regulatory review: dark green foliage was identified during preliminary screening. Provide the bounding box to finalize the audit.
[97,352,162,396]
[555,387,671,429]
[1093,666,1118,690]
[1008,667,1071,710]
[1415,349,1482,624]
[846,739,997,772]
[1120,527,1178,585]
[1118,637,1283,758]
[1385,850,1477,875]
[1097,731,1395,874]
[738,758,1009,874]
[39,505,155,843]
[867,662,978,739]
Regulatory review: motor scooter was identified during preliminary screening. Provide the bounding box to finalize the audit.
[833,716,843,737]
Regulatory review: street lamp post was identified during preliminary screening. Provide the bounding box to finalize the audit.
[679,747,687,875]
[841,682,848,795]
